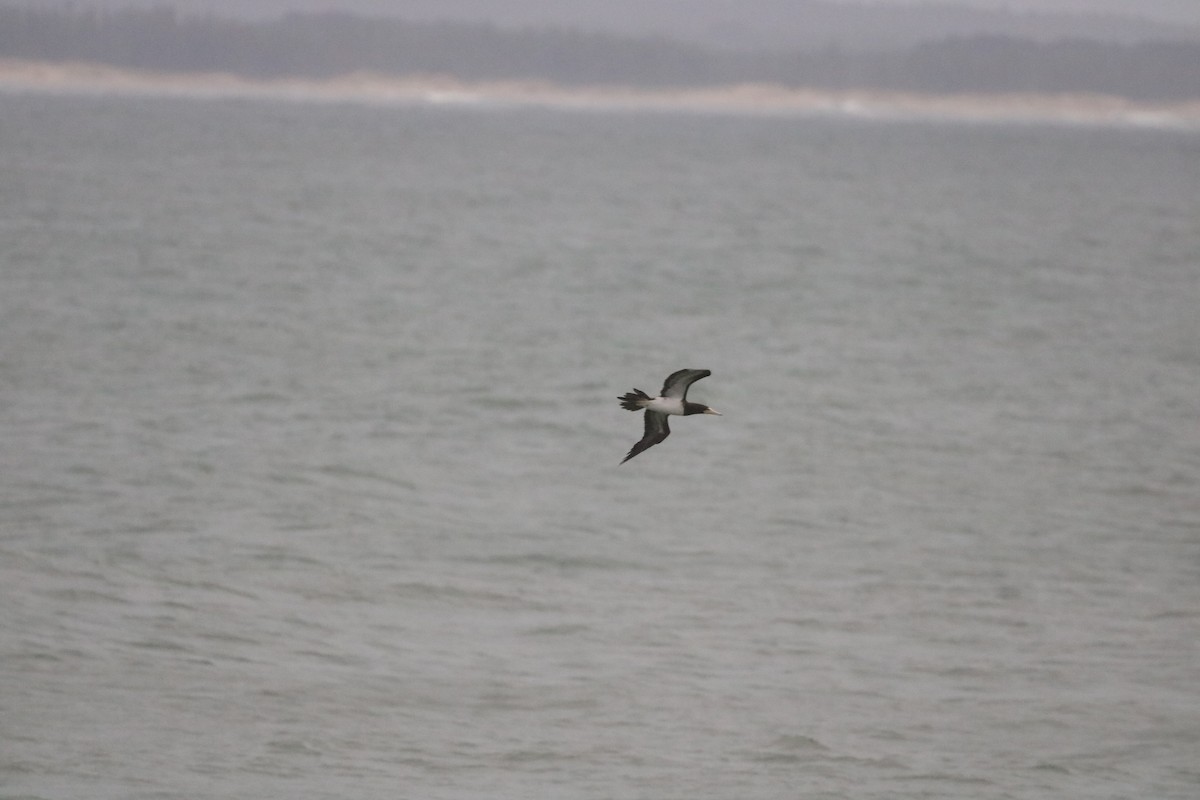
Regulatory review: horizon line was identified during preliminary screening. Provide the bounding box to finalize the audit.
[2,59,1198,131]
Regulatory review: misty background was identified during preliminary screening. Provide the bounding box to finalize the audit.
[4,1,1200,100]
[10,0,1200,48]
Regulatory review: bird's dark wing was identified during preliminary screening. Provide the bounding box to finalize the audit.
[620,411,670,464]
[660,369,711,401]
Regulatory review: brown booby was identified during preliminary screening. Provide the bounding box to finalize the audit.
[618,369,721,464]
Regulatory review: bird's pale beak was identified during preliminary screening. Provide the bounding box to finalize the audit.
[704,408,722,415]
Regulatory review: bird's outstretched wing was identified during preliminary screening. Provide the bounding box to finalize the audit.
[621,411,670,464]
[660,369,711,401]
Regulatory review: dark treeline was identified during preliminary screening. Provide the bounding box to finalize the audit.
[2,5,1198,100]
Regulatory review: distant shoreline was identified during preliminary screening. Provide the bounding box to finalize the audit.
[3,59,1199,130]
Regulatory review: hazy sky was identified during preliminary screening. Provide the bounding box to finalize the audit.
[797,0,1198,23]
[415,0,1186,27]
[351,1,1198,26]
[16,0,1200,25]
[843,0,1198,19]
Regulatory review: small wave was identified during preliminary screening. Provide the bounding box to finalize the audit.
[759,733,831,756]
[898,771,996,786]
[315,463,417,491]
[780,735,828,749]
[126,636,191,653]
[387,580,529,608]
[226,391,289,404]
[523,623,591,636]
[472,552,645,572]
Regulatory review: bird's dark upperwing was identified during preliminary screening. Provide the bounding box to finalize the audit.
[660,369,711,401]
[621,411,670,464]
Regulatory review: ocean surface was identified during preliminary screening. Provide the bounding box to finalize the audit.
[2,91,1198,799]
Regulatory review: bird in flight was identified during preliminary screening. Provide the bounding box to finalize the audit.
[617,368,721,464]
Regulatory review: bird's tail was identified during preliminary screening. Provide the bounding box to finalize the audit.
[618,389,651,411]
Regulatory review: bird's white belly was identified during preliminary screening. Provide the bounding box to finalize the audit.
[645,397,685,415]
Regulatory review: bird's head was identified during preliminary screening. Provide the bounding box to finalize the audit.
[684,402,721,416]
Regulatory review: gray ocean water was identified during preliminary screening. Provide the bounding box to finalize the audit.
[2,92,1199,799]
